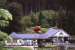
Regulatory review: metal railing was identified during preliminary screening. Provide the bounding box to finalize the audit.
[33,43,75,50]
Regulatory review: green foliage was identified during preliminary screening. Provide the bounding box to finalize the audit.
[14,47,32,50]
[0,20,9,27]
[40,10,59,19]
[19,16,32,33]
[31,13,36,26]
[41,10,59,27]
[38,12,49,27]
[0,9,12,20]
[0,31,9,41]
[35,10,59,27]
[39,12,46,24]
[1,47,32,50]
[41,28,48,33]
[20,16,31,27]
[0,31,9,49]
[9,10,60,33]
[0,9,12,27]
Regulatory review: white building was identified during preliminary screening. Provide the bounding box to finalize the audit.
[5,27,70,46]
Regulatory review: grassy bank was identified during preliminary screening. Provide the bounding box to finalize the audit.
[2,47,32,50]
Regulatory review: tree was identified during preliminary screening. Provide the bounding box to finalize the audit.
[7,2,24,32]
[0,9,12,49]
[0,9,13,33]
[0,31,9,41]
[31,13,36,27]
[38,12,49,27]
[41,10,59,27]
[0,31,10,50]
[0,0,7,8]
[19,16,32,33]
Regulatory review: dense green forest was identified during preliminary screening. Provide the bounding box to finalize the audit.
[0,0,75,35]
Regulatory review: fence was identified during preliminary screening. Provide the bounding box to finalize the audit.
[33,43,75,50]
[64,43,75,50]
[5,41,75,50]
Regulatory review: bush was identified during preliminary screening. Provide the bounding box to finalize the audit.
[0,31,10,49]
